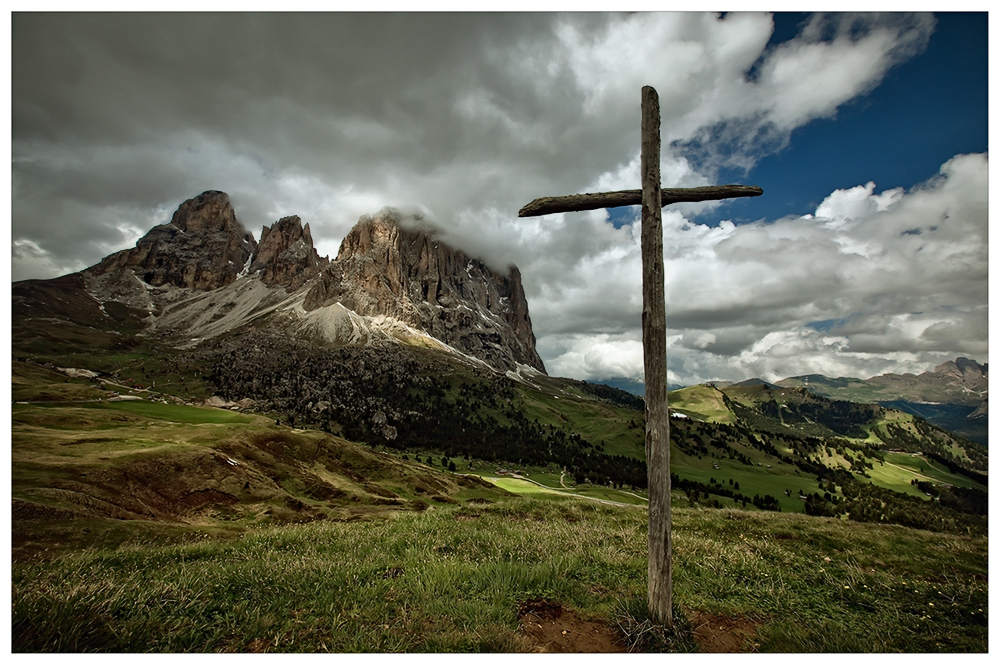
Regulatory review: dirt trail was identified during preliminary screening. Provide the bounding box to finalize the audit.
[883,460,947,485]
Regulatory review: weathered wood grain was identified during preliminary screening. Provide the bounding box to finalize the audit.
[517,184,762,217]
[639,85,673,629]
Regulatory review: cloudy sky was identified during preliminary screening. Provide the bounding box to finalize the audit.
[9,11,989,386]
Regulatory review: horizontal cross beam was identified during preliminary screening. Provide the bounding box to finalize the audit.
[518,184,763,218]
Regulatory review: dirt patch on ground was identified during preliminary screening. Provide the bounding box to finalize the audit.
[687,610,758,653]
[517,598,627,653]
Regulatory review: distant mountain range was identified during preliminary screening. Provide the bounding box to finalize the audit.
[597,358,988,446]
[777,357,987,406]
[775,359,987,446]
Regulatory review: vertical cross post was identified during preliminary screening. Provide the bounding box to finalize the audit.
[640,85,672,628]
[517,86,761,630]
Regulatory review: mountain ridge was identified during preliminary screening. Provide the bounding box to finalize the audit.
[16,190,544,376]
[776,357,988,405]
[775,358,988,445]
[593,356,988,445]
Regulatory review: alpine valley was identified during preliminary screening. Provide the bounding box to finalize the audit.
[11,191,988,652]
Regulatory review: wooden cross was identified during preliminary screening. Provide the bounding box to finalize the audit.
[518,86,762,628]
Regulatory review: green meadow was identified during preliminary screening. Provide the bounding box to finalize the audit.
[12,497,987,653]
[10,362,988,652]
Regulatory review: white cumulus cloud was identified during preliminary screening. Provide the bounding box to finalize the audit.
[567,152,986,385]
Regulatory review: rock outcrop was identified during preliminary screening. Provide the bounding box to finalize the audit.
[251,216,330,289]
[87,191,257,291]
[304,212,545,373]
[933,357,988,393]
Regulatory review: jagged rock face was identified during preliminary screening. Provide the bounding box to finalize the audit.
[49,191,544,375]
[251,216,330,289]
[304,213,546,374]
[87,191,257,291]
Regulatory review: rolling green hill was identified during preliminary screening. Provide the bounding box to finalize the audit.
[10,348,989,653]
[665,381,986,525]
[12,366,506,560]
[13,329,988,544]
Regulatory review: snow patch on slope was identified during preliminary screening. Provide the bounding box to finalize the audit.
[295,300,491,371]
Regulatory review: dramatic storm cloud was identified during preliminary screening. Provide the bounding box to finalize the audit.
[10,11,987,384]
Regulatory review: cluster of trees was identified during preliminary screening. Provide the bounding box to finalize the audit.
[827,437,885,463]
[575,381,645,411]
[803,478,987,535]
[192,331,648,490]
[911,480,988,516]
[722,389,884,440]
[790,399,882,438]
[671,420,760,466]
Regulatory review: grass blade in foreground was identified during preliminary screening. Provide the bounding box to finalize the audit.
[12,497,987,653]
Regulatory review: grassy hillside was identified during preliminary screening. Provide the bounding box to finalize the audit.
[659,382,988,530]
[12,382,505,560]
[878,400,986,448]
[14,301,986,510]
[776,373,988,446]
[674,382,987,478]
[668,384,735,423]
[14,340,988,538]
[12,497,987,652]
[195,328,989,523]
[10,359,989,652]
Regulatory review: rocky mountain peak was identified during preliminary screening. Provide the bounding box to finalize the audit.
[63,193,546,375]
[933,357,988,392]
[251,215,330,289]
[304,212,545,374]
[87,190,257,292]
[170,190,240,234]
